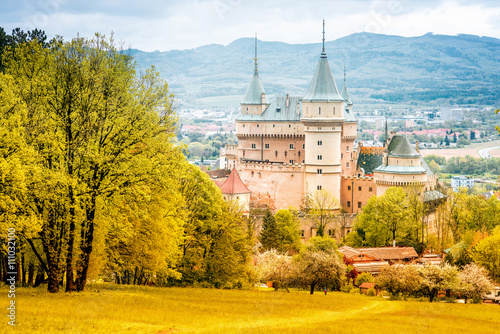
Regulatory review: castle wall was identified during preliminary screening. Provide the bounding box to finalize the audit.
[238,162,305,209]
[340,176,377,214]
[237,136,305,163]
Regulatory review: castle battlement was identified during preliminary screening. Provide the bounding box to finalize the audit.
[342,175,373,181]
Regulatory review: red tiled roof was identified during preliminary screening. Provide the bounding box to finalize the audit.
[359,282,377,289]
[219,168,251,195]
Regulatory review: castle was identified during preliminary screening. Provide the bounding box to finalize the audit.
[222,24,440,220]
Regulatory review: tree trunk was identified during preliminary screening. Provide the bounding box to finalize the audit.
[65,187,76,292]
[28,263,34,286]
[392,230,396,247]
[310,282,316,295]
[133,266,138,285]
[75,202,96,292]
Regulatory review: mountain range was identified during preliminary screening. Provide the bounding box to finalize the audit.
[127,32,500,109]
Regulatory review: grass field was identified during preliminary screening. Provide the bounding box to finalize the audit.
[5,284,500,334]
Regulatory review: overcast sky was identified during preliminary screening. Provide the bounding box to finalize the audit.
[2,0,500,51]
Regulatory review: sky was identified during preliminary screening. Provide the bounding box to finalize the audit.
[1,0,500,51]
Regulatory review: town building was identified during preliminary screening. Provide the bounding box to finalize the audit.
[451,175,474,192]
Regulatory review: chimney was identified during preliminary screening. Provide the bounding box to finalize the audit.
[261,92,266,104]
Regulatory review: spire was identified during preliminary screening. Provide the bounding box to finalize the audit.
[340,64,352,105]
[322,19,325,54]
[253,33,258,74]
[302,20,343,102]
[241,34,267,105]
[384,117,389,146]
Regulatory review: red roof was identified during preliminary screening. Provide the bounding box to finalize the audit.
[219,168,251,195]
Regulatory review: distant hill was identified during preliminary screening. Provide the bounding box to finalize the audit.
[127,32,500,108]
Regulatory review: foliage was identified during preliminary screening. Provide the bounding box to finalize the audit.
[471,229,500,282]
[295,237,345,294]
[259,209,279,250]
[366,288,376,296]
[308,190,339,237]
[274,209,301,254]
[177,166,254,288]
[256,249,293,291]
[0,35,179,292]
[457,263,494,303]
[355,272,374,287]
[376,265,420,298]
[418,264,459,302]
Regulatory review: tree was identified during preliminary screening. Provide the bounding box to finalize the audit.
[471,228,500,282]
[445,135,450,146]
[259,209,280,251]
[458,263,494,303]
[309,190,339,237]
[418,264,458,302]
[274,209,301,254]
[294,237,345,294]
[453,133,457,143]
[1,35,179,292]
[470,131,476,140]
[177,166,253,288]
[376,265,420,299]
[355,272,374,287]
[256,249,293,292]
[428,160,441,174]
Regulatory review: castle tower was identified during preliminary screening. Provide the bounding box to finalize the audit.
[241,34,270,115]
[301,21,345,202]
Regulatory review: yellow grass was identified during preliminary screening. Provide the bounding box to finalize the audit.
[5,284,500,334]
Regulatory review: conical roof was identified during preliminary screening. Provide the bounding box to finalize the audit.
[219,168,251,194]
[302,51,343,102]
[241,69,267,105]
[341,82,352,105]
[386,135,421,158]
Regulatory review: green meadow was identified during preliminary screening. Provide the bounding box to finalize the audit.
[5,284,500,334]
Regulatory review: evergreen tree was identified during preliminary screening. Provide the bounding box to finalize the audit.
[470,131,476,140]
[445,135,450,146]
[453,133,457,143]
[259,210,280,250]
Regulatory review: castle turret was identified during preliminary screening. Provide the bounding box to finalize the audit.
[301,21,345,202]
[241,35,269,115]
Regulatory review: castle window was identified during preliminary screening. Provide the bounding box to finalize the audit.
[284,151,288,157]
[243,150,245,157]
[243,124,245,127]
[318,140,322,146]
[273,124,275,128]
[318,127,322,130]
[347,185,351,190]
[347,201,351,208]
[303,144,305,149]
[341,153,343,159]
[251,171,254,177]
[317,169,322,174]
[277,108,281,112]
[289,144,294,150]
[275,150,278,157]
[317,185,322,190]
[319,107,321,115]
[251,143,256,149]
[257,124,259,128]
[369,187,373,192]
[346,145,350,152]
[317,155,322,160]
[289,160,294,164]
[298,151,301,157]
[300,230,305,238]
[334,107,336,114]
[358,186,362,191]
[346,162,350,168]
[265,143,270,149]
[328,229,335,237]
[357,202,362,209]
[246,107,248,111]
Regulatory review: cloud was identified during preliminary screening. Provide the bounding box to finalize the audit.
[1,0,499,51]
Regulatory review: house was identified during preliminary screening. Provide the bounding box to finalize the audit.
[359,282,380,295]
[339,245,418,274]
[451,175,474,192]
[217,168,252,216]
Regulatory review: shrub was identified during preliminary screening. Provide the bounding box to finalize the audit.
[367,288,376,296]
[355,272,374,287]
